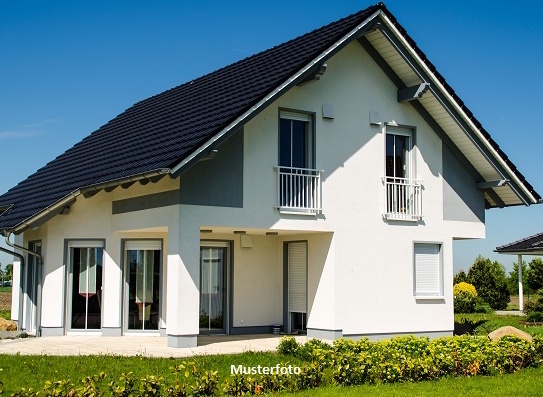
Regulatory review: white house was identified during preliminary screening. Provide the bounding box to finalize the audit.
[0,3,540,348]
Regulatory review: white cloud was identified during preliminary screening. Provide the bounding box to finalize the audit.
[23,118,60,128]
[0,131,41,139]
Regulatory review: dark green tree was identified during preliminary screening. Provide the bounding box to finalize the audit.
[508,260,528,295]
[5,263,13,280]
[527,257,543,292]
[467,256,510,310]
[453,270,467,285]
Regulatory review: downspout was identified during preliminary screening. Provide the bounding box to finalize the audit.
[3,232,43,335]
[0,243,25,331]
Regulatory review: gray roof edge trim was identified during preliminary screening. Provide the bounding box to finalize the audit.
[170,9,382,176]
[9,190,82,235]
[80,168,171,193]
[380,13,539,206]
[7,168,172,234]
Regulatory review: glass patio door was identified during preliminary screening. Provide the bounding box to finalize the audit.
[124,240,161,332]
[68,241,104,330]
[23,242,41,333]
[199,246,227,333]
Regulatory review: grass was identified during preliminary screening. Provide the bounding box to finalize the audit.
[454,312,543,337]
[508,294,539,311]
[284,366,543,397]
[0,287,12,293]
[0,351,542,396]
[0,309,10,320]
[0,312,541,394]
[0,352,306,394]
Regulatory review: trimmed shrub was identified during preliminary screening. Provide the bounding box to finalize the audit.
[453,282,478,313]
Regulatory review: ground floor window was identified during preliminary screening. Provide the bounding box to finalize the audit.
[124,240,162,331]
[414,243,443,297]
[68,241,104,330]
[199,243,228,333]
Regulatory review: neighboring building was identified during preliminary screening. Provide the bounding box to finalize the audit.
[0,3,540,348]
[496,232,543,312]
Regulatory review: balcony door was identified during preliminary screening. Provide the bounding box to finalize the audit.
[279,112,314,171]
[278,112,320,212]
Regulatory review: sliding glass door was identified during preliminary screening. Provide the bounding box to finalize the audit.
[199,244,227,333]
[124,241,162,332]
[68,241,104,330]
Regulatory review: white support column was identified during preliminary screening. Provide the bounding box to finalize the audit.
[518,254,523,312]
[166,217,200,348]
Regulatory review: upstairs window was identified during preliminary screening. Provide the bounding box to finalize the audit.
[279,112,314,170]
[384,127,422,220]
[276,111,321,214]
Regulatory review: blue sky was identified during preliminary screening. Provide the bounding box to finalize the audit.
[0,1,542,273]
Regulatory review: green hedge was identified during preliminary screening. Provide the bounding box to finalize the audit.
[279,335,543,385]
[5,335,543,396]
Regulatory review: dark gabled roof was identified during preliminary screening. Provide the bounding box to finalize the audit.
[495,232,543,254]
[0,3,381,231]
[0,2,540,233]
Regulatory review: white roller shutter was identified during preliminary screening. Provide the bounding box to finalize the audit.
[288,242,307,313]
[414,243,441,296]
[125,240,162,251]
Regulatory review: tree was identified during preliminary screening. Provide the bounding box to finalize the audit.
[508,260,528,295]
[527,257,543,292]
[5,264,13,280]
[453,270,467,285]
[467,256,510,310]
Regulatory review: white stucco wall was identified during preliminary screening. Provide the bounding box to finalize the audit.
[16,38,487,340]
[20,177,180,334]
[172,40,484,336]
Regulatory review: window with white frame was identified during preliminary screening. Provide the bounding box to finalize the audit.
[276,111,322,214]
[384,126,422,220]
[414,243,443,297]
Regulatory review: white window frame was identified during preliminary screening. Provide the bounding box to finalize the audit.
[385,126,413,180]
[413,242,444,299]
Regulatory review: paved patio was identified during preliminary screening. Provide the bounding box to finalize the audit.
[0,334,309,357]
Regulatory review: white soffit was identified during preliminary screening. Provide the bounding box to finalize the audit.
[365,23,526,206]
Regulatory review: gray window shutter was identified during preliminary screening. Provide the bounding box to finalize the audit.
[414,244,441,296]
[288,242,307,313]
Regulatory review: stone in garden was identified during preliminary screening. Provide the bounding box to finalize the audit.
[0,317,17,331]
[488,326,533,343]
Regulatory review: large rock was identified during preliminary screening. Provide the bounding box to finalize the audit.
[488,326,533,343]
[0,317,17,331]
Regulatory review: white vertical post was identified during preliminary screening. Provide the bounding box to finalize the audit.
[518,254,523,312]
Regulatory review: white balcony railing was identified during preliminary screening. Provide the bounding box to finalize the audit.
[383,177,422,221]
[276,167,323,214]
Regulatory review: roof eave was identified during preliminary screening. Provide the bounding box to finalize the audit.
[378,10,539,206]
[1,168,171,235]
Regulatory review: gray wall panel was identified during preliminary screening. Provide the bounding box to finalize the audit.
[180,129,244,208]
[442,144,485,223]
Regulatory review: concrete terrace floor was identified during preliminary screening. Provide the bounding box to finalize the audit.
[0,334,309,357]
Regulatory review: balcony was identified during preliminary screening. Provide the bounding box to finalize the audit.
[276,167,323,215]
[383,177,422,221]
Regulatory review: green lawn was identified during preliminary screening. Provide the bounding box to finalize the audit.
[1,352,542,396]
[0,313,541,395]
[454,312,543,337]
[0,287,12,293]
